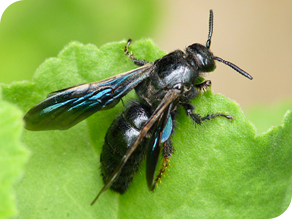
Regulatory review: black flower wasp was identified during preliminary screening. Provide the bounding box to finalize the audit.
[23,10,253,205]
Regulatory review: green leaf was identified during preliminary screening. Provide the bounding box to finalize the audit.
[0,89,29,219]
[1,40,291,219]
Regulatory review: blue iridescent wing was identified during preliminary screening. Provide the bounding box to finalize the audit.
[24,63,153,130]
[146,105,172,190]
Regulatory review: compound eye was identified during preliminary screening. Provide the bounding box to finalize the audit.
[198,53,216,72]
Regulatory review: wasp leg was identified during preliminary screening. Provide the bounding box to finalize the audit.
[124,39,149,66]
[154,140,174,185]
[163,139,174,158]
[195,80,211,92]
[154,157,170,185]
[183,104,233,125]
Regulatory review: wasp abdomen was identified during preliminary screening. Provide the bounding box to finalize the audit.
[100,101,152,193]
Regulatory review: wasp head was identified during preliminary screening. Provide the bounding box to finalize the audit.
[186,9,253,80]
[185,43,216,72]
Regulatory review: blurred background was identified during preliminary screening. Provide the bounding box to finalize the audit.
[0,0,292,111]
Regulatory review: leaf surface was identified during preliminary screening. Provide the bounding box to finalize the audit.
[1,40,291,219]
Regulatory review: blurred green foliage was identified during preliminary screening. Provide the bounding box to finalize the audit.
[0,87,29,219]
[0,0,163,83]
[245,98,292,134]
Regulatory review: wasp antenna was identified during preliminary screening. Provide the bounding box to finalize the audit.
[206,9,214,49]
[214,56,253,80]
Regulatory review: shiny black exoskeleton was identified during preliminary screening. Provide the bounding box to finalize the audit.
[100,101,153,193]
[23,10,253,205]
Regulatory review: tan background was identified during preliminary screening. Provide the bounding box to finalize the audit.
[152,0,292,108]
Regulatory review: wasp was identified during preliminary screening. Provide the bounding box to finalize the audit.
[23,10,253,205]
